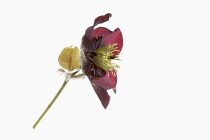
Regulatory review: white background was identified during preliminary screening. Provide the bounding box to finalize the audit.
[0,0,210,139]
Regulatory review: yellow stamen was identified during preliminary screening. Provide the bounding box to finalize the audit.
[94,44,120,71]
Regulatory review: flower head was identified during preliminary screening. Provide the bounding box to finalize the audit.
[33,13,123,129]
[80,13,123,108]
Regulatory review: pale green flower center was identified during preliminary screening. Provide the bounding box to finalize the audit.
[94,43,120,71]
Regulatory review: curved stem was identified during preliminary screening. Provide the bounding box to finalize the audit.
[33,80,69,129]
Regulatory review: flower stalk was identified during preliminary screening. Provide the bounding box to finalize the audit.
[33,79,69,129]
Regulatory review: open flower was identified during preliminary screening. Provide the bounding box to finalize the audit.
[80,13,123,108]
[33,13,123,129]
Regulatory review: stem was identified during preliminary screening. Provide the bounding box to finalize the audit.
[33,80,69,129]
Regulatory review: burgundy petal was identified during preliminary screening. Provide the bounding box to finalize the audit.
[85,13,112,37]
[90,71,117,91]
[84,26,94,38]
[81,35,95,51]
[80,51,91,75]
[93,13,112,26]
[90,82,110,109]
[91,27,123,54]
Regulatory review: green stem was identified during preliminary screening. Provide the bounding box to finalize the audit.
[33,80,69,129]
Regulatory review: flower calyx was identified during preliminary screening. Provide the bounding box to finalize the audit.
[58,68,85,81]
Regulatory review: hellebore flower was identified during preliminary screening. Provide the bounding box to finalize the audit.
[80,13,123,108]
[33,13,123,129]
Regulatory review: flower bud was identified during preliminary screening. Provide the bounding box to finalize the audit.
[58,46,80,71]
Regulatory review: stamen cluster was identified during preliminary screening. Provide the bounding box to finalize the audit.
[85,37,120,79]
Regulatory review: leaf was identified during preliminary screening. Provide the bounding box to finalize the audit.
[58,46,80,71]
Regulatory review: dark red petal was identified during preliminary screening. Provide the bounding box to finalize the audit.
[94,13,112,26]
[91,27,123,54]
[90,71,117,90]
[84,26,94,38]
[85,13,112,37]
[80,51,91,75]
[81,35,95,51]
[90,82,110,109]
